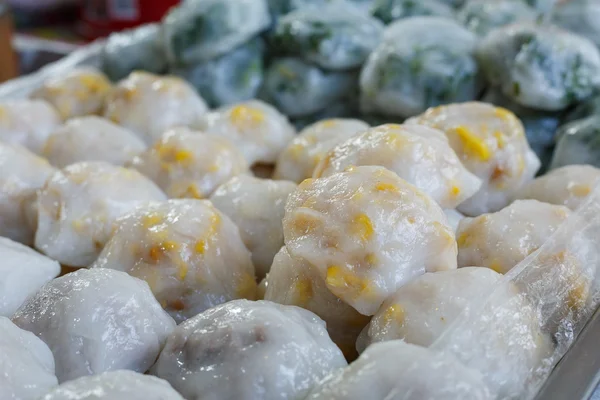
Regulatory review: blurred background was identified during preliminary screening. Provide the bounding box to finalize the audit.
[0,0,180,81]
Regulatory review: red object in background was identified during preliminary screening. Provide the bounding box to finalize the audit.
[79,0,180,40]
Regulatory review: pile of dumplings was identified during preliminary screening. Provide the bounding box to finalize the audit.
[2,1,600,399]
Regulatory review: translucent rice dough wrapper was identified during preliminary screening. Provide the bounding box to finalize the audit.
[444,209,464,233]
[0,237,60,317]
[358,268,504,351]
[92,199,257,323]
[305,340,494,400]
[313,124,482,209]
[0,142,56,245]
[516,165,600,210]
[274,118,370,183]
[35,162,167,267]
[0,99,61,154]
[360,17,481,119]
[42,116,146,168]
[458,0,537,36]
[283,166,457,315]
[128,127,249,199]
[151,299,347,400]
[195,100,295,165]
[40,371,184,400]
[264,247,370,359]
[31,68,112,120]
[476,23,600,111]
[407,102,541,215]
[103,72,209,146]
[162,0,271,65]
[371,0,454,24]
[550,116,600,170]
[552,0,600,49]
[457,200,572,274]
[209,176,297,278]
[0,316,58,400]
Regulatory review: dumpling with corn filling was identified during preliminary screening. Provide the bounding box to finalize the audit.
[31,68,112,120]
[151,299,347,400]
[103,71,209,146]
[92,199,257,323]
[0,142,56,245]
[42,116,146,168]
[283,165,457,316]
[407,102,540,215]
[274,118,369,183]
[128,127,249,199]
[34,161,167,267]
[195,100,295,165]
[313,123,482,209]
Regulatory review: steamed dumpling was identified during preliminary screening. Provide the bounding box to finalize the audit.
[0,100,61,154]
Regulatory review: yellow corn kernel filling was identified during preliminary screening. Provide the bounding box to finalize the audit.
[320,119,338,128]
[194,240,207,254]
[183,184,203,199]
[142,213,163,228]
[294,278,313,306]
[494,107,514,121]
[236,272,258,299]
[351,213,374,242]
[383,304,405,325]
[292,212,322,235]
[570,184,591,197]
[493,131,506,149]
[450,185,461,197]
[456,232,471,248]
[148,240,179,262]
[454,126,491,161]
[326,265,370,295]
[488,260,504,274]
[229,105,265,128]
[79,74,110,93]
[374,182,399,193]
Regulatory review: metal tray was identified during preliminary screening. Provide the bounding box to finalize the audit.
[1,31,599,400]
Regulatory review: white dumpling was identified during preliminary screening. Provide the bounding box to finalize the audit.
[516,164,600,210]
[31,68,112,120]
[11,268,175,383]
[42,116,146,168]
[0,237,60,317]
[305,340,493,400]
[357,268,503,350]
[0,142,56,245]
[151,299,347,400]
[0,316,57,400]
[283,166,457,315]
[92,199,257,323]
[34,162,167,267]
[457,199,571,273]
[209,176,297,278]
[0,99,61,154]
[103,71,209,145]
[407,102,540,215]
[128,127,249,199]
[444,208,464,233]
[195,100,296,165]
[264,247,370,359]
[552,0,600,48]
[274,118,369,183]
[314,124,482,209]
[39,370,183,400]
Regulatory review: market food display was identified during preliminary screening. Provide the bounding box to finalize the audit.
[3,0,600,398]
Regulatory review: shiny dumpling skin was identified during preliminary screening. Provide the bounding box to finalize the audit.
[552,0,600,49]
[39,370,184,400]
[476,23,600,111]
[92,199,257,323]
[31,68,112,120]
[0,100,61,154]
[42,116,146,168]
[0,142,56,245]
[103,71,209,146]
[270,4,384,70]
[457,200,571,274]
[195,100,296,165]
[407,102,541,215]
[34,162,167,267]
[357,268,503,351]
[371,0,455,24]
[209,176,297,279]
[162,0,271,65]
[274,118,369,183]
[264,247,370,359]
[0,316,57,400]
[11,268,176,383]
[305,340,493,400]
[458,0,537,36]
[128,127,249,199]
[360,17,480,119]
[0,237,60,318]
[516,165,600,210]
[283,166,457,316]
[150,299,347,400]
[550,116,600,170]
[313,124,482,209]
